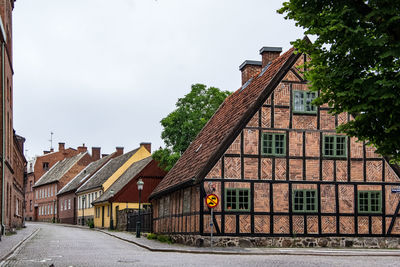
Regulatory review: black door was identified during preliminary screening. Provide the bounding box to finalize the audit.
[102,206,105,227]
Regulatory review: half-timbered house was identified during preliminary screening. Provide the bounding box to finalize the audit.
[149,43,400,247]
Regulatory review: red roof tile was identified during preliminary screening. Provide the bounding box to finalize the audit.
[150,46,299,198]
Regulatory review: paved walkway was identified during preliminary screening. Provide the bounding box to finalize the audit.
[0,224,40,261]
[3,222,400,258]
[97,229,400,256]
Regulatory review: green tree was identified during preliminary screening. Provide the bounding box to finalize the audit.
[278,1,400,162]
[153,84,231,171]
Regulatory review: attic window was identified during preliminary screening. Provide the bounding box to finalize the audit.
[240,77,253,92]
[195,144,202,153]
[43,162,49,171]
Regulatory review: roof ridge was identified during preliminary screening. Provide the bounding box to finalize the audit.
[150,46,298,199]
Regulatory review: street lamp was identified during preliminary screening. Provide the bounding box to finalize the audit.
[110,189,114,230]
[136,179,144,238]
[82,195,86,226]
[53,199,56,223]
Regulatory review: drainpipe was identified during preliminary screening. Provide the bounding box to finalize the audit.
[0,16,7,239]
[1,41,5,238]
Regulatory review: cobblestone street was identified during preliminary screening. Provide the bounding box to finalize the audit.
[1,223,400,267]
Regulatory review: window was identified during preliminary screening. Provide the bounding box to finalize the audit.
[95,192,97,200]
[30,181,33,192]
[323,135,347,157]
[30,200,32,212]
[183,189,191,213]
[50,187,53,197]
[107,206,109,217]
[39,206,41,216]
[35,190,38,200]
[55,206,57,215]
[15,198,19,216]
[64,200,67,211]
[164,196,170,216]
[293,90,317,113]
[292,189,317,212]
[68,199,71,210]
[43,162,49,171]
[358,191,382,213]
[50,205,53,215]
[61,202,63,211]
[225,188,250,211]
[158,198,164,218]
[262,133,286,156]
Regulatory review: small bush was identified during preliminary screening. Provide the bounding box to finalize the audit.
[157,234,173,244]
[147,233,158,240]
[86,219,94,228]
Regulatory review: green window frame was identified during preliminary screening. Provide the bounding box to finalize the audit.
[292,189,317,212]
[293,90,317,114]
[323,135,347,158]
[225,188,250,212]
[262,133,286,156]
[358,191,382,213]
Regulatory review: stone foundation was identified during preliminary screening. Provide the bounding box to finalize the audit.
[168,234,400,249]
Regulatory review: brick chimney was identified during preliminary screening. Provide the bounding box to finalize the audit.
[77,144,87,153]
[58,142,65,152]
[259,47,282,68]
[140,142,151,153]
[92,147,101,161]
[239,60,262,85]
[116,147,124,156]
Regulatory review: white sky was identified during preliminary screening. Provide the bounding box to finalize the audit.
[13,0,304,159]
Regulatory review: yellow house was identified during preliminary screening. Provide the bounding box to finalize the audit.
[92,156,167,230]
[75,143,151,226]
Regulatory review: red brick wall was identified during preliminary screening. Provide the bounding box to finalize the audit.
[152,52,400,237]
[58,192,76,224]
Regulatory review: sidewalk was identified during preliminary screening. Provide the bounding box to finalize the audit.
[95,229,400,257]
[3,222,400,257]
[0,224,40,261]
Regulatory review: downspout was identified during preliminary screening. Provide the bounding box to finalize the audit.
[1,41,4,237]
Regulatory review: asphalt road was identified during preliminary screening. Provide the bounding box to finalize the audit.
[2,223,400,267]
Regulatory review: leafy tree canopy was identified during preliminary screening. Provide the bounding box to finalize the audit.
[279,0,400,162]
[153,84,231,171]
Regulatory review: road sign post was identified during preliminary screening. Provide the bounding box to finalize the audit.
[205,194,219,247]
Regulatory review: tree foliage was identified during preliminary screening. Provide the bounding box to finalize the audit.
[153,84,231,171]
[279,1,400,162]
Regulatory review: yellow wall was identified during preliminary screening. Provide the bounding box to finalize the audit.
[102,146,150,191]
[77,188,100,218]
[93,202,149,228]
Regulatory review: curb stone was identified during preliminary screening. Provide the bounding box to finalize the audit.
[0,228,40,265]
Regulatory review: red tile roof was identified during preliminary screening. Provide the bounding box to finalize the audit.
[150,46,300,199]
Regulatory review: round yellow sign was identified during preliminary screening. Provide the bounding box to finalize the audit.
[206,194,219,208]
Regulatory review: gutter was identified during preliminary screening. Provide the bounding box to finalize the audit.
[0,16,6,238]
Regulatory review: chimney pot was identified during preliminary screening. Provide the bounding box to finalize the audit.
[116,147,124,156]
[239,60,262,86]
[259,46,282,68]
[77,144,87,153]
[91,147,101,161]
[58,142,65,152]
[102,154,109,158]
[140,142,151,153]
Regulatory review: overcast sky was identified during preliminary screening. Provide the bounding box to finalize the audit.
[13,0,304,159]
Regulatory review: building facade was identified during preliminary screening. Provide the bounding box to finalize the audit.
[76,143,151,226]
[150,45,400,246]
[92,156,166,229]
[34,152,92,222]
[0,0,27,235]
[57,148,116,224]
